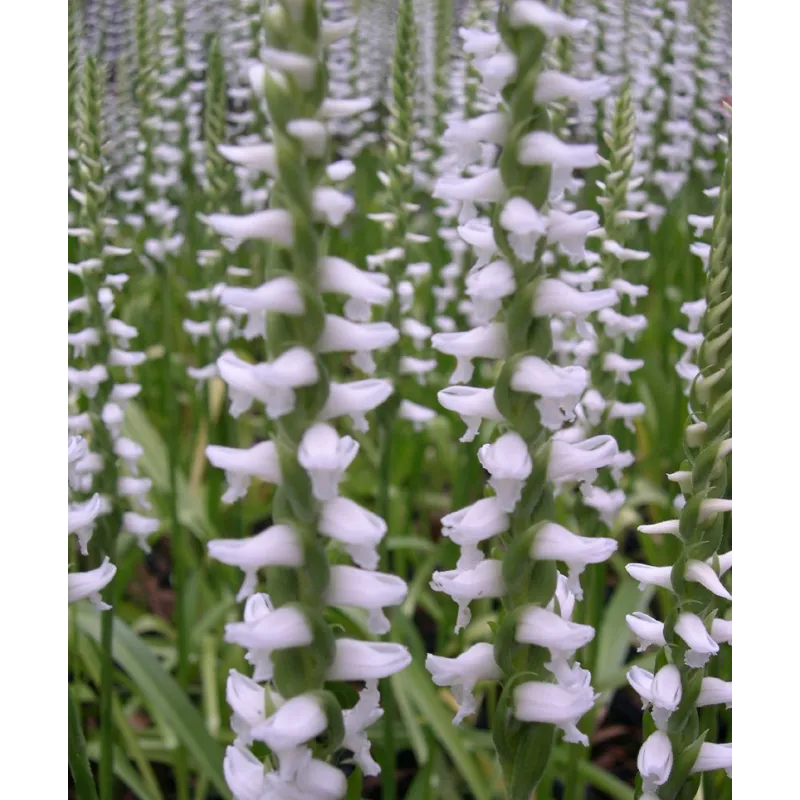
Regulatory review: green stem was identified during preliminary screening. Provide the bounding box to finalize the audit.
[159,259,190,800]
[69,685,100,800]
[98,515,118,800]
[551,749,635,800]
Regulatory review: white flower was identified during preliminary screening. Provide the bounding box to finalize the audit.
[478,432,532,512]
[286,119,328,157]
[217,347,318,419]
[297,423,359,501]
[611,279,649,303]
[68,494,103,555]
[218,143,279,176]
[432,324,507,384]
[252,694,328,752]
[319,497,387,569]
[320,379,394,431]
[289,756,348,799]
[223,745,265,800]
[532,523,617,598]
[442,497,510,570]
[580,485,626,528]
[433,169,505,222]
[690,742,732,778]
[318,256,392,310]
[511,356,588,430]
[602,240,650,263]
[545,211,602,265]
[696,676,732,709]
[320,97,372,118]
[626,560,732,600]
[398,399,436,429]
[457,219,497,267]
[518,132,598,171]
[312,188,355,227]
[325,566,408,634]
[225,605,313,680]
[437,386,504,442]
[326,159,356,181]
[535,71,610,112]
[603,353,645,385]
[68,558,117,610]
[626,612,666,651]
[514,681,597,745]
[430,560,506,632]
[317,316,399,374]
[498,196,548,261]
[68,365,108,398]
[401,318,433,350]
[638,731,673,794]
[199,209,294,248]
[674,613,720,668]
[638,665,683,729]
[342,682,384,776]
[206,441,282,504]
[711,617,732,645]
[598,309,648,340]
[509,1,588,38]
[226,669,266,746]
[328,640,411,681]
[516,605,595,658]
[221,278,305,339]
[458,27,500,58]
[534,278,618,317]
[208,525,304,601]
[426,642,503,724]
[465,260,516,324]
[548,435,619,485]
[122,512,159,552]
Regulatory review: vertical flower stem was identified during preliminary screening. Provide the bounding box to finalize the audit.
[158,256,190,800]
[69,685,100,800]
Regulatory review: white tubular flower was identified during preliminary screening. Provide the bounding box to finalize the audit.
[252,694,328,752]
[401,318,433,350]
[548,435,619,485]
[674,613,720,668]
[478,432,533,512]
[198,209,295,248]
[626,561,732,601]
[399,357,437,383]
[514,681,597,746]
[318,256,392,311]
[122,512,159,553]
[697,677,733,709]
[626,612,667,652]
[437,386,504,442]
[327,640,411,681]
[690,742,732,778]
[432,324,508,384]
[534,278,618,317]
[534,71,610,112]
[398,399,436,430]
[457,219,498,267]
[611,278,649,304]
[208,525,304,601]
[342,682,384,777]
[318,497,387,569]
[509,0,588,38]
[580,485,625,528]
[647,665,683,729]
[297,423,359,501]
[225,605,314,681]
[68,365,109,398]
[312,188,355,227]
[426,643,503,725]
[289,757,348,799]
[206,441,282,504]
[226,669,266,746]
[498,196,549,261]
[218,143,279,176]
[518,132,598,172]
[578,389,607,427]
[511,356,588,430]
[223,745,266,800]
[68,557,117,610]
[68,494,102,555]
[638,731,674,794]
[711,618,732,645]
[325,565,408,634]
[465,260,517,325]
[531,523,617,598]
[431,560,506,632]
[546,209,601,265]
[442,498,510,571]
[221,278,305,339]
[317,315,399,374]
[286,119,328,157]
[516,605,595,658]
[638,499,732,537]
[602,240,650,263]
[433,169,505,222]
[603,353,645,385]
[319,379,394,432]
[598,309,648,340]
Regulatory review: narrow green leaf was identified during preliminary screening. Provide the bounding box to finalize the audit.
[87,743,160,800]
[594,578,655,691]
[69,686,99,800]
[77,610,231,799]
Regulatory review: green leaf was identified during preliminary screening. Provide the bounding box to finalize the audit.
[594,577,655,691]
[77,609,231,799]
[392,660,494,800]
[123,400,217,540]
[69,686,99,800]
[86,743,159,800]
